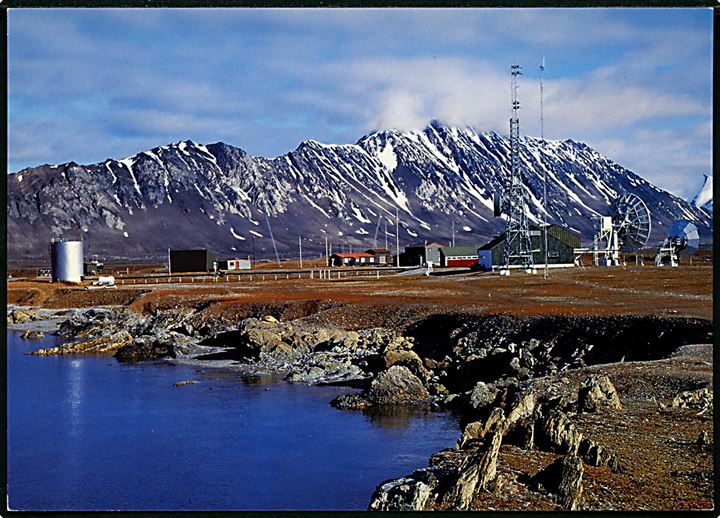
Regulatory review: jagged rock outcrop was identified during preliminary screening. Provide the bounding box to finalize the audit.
[530,454,585,510]
[8,308,38,324]
[30,330,133,356]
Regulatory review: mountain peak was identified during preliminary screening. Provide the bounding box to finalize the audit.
[690,174,712,211]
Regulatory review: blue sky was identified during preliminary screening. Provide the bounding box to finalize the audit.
[8,8,712,199]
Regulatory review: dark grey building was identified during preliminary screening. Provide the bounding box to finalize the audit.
[477,224,581,269]
[400,242,447,266]
[365,248,392,265]
[169,249,218,273]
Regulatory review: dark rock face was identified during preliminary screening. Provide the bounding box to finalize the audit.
[114,337,177,363]
[530,454,585,510]
[407,314,713,392]
[7,122,710,259]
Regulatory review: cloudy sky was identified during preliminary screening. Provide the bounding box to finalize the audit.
[8,8,712,199]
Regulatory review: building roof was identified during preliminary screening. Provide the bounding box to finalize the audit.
[366,248,390,254]
[478,234,506,251]
[441,246,479,257]
[478,224,581,251]
[426,242,448,248]
[332,252,373,259]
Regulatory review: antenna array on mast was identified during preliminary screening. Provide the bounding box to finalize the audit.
[501,64,535,274]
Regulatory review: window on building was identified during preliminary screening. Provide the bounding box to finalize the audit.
[548,251,560,258]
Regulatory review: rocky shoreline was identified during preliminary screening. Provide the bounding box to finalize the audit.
[7,304,714,510]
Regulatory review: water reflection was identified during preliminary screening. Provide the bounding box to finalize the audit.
[363,404,436,431]
[67,359,85,436]
[8,331,460,511]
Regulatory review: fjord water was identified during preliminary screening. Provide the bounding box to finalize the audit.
[7,331,459,510]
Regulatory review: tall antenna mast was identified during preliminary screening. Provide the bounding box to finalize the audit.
[451,220,455,247]
[384,220,388,250]
[540,57,549,279]
[501,64,535,275]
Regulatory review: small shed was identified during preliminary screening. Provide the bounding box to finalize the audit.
[478,224,581,268]
[83,261,104,276]
[169,249,218,273]
[218,258,251,271]
[330,252,374,266]
[365,248,391,265]
[440,246,480,267]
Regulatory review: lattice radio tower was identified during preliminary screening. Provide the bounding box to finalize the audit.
[501,64,536,275]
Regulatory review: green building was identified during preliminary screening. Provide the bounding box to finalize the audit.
[477,224,581,269]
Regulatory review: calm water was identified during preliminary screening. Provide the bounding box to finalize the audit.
[7,330,459,510]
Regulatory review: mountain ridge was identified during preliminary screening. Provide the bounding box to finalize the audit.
[7,122,711,259]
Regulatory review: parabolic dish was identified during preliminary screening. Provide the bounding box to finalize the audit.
[667,220,700,257]
[611,193,652,252]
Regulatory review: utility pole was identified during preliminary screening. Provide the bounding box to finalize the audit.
[325,235,329,267]
[299,235,303,269]
[541,57,549,279]
[451,220,456,247]
[252,236,256,265]
[395,208,400,267]
[384,221,388,250]
[168,248,171,276]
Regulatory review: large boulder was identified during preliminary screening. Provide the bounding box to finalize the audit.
[368,470,437,511]
[578,375,622,412]
[367,366,430,405]
[383,348,430,382]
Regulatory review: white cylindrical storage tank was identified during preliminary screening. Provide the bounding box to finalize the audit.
[50,240,84,283]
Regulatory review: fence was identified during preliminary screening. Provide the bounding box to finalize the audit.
[114,268,388,285]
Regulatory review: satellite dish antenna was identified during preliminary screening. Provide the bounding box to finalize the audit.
[655,220,699,267]
[612,193,652,253]
[589,192,652,266]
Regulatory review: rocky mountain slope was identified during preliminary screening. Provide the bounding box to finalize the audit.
[7,121,711,259]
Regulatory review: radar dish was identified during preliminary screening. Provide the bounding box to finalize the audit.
[611,193,652,252]
[667,220,699,257]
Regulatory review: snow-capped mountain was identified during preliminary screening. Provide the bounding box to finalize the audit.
[690,174,712,213]
[7,121,712,259]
